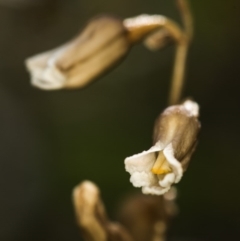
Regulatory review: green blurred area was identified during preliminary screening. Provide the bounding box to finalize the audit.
[0,0,240,240]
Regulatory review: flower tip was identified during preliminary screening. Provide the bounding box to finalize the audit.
[183,99,199,117]
[26,54,66,90]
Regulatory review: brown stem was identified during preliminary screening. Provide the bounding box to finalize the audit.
[123,1,193,105]
[169,0,193,105]
[176,0,194,41]
[168,41,188,105]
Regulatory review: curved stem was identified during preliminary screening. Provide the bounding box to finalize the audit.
[123,0,193,106]
[124,15,184,45]
[177,0,193,40]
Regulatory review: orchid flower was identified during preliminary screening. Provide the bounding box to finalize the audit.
[25,15,130,90]
[125,100,200,195]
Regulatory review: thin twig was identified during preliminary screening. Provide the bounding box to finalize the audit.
[168,0,193,105]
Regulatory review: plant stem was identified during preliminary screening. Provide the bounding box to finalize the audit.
[168,41,188,105]
[168,0,193,105]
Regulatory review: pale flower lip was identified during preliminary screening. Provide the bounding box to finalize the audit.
[125,100,200,195]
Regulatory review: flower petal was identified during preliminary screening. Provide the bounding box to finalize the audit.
[183,100,199,117]
[158,172,175,188]
[142,185,171,195]
[130,171,158,187]
[26,49,66,90]
[163,143,183,183]
[124,142,164,174]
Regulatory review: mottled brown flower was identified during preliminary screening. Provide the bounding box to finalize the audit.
[26,15,130,90]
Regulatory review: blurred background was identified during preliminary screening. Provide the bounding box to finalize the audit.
[0,0,239,240]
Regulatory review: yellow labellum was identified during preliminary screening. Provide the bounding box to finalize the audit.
[151,151,172,175]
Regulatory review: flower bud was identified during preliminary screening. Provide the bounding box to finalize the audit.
[73,180,133,241]
[125,100,200,195]
[25,15,131,90]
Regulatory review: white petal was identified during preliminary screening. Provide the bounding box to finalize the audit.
[25,50,67,90]
[125,142,183,195]
[130,171,157,187]
[142,185,170,195]
[163,143,183,183]
[125,142,164,174]
[158,172,175,188]
[183,100,199,117]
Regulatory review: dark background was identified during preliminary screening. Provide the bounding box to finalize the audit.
[0,0,239,240]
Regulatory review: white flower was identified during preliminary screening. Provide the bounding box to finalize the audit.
[125,100,200,195]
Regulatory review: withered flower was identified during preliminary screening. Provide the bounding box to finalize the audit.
[25,15,130,90]
[73,180,133,241]
[125,100,200,195]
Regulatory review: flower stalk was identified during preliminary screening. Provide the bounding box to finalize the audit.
[169,0,193,105]
[123,0,193,105]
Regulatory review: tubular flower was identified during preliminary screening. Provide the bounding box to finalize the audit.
[125,100,200,195]
[25,15,130,90]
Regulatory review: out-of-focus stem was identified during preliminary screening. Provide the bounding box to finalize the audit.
[177,0,193,40]
[169,41,188,105]
[168,0,193,105]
